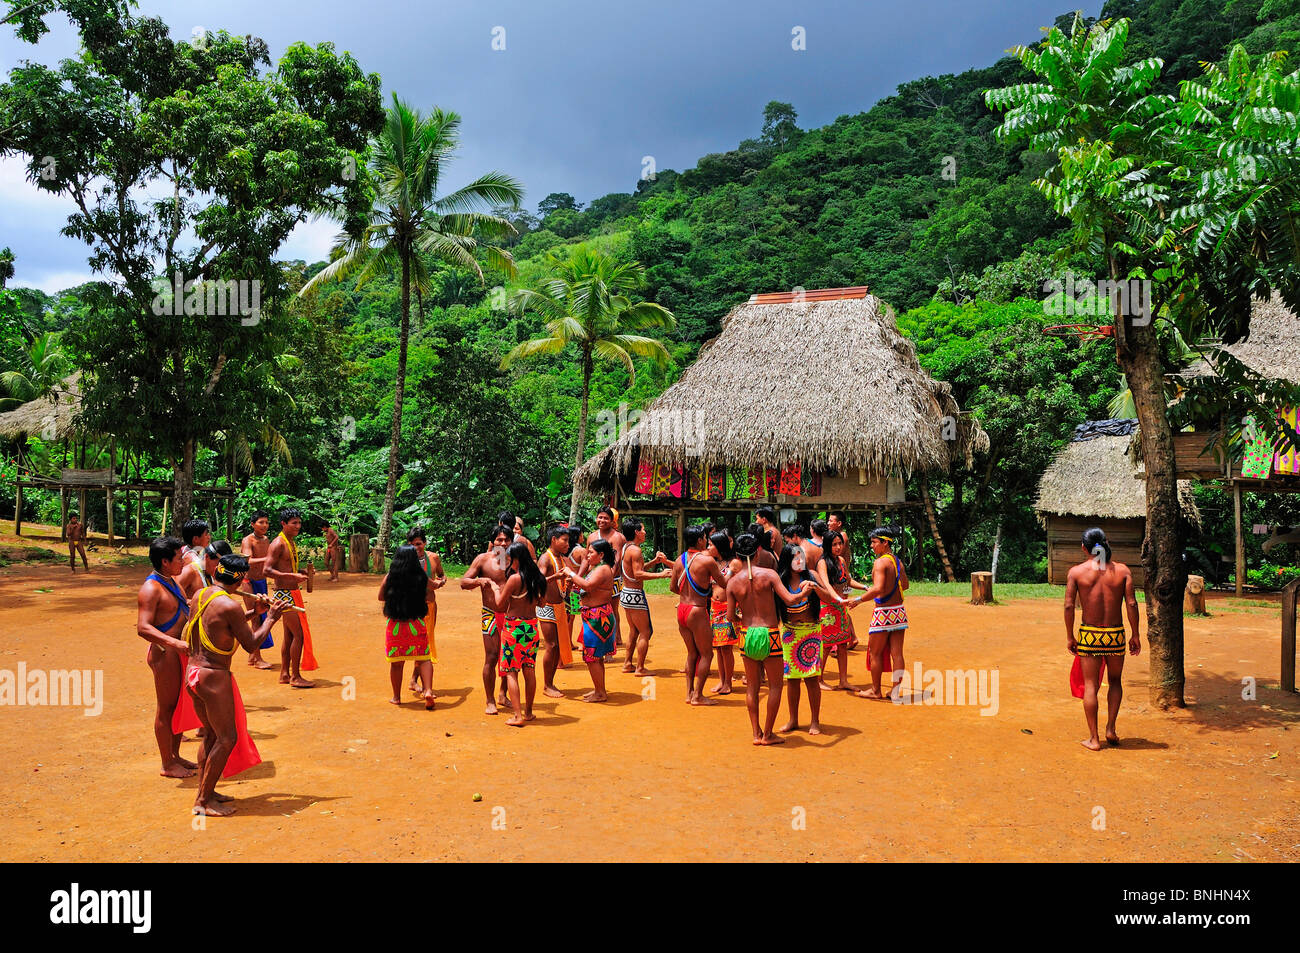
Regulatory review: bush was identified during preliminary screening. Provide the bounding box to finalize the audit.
[1245,561,1300,591]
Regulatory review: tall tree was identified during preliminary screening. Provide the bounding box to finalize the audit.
[302,95,522,553]
[1,10,382,531]
[501,247,676,524]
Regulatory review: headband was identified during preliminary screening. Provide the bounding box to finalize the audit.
[872,533,894,543]
[214,566,247,585]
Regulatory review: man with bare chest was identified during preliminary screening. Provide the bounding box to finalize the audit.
[463,524,512,714]
[239,511,275,669]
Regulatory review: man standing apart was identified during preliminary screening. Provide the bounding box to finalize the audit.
[266,507,317,688]
[1066,528,1140,750]
[66,513,89,572]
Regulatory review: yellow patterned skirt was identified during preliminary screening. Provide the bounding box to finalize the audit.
[1076,625,1125,657]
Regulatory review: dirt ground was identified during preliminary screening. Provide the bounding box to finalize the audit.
[0,531,1297,862]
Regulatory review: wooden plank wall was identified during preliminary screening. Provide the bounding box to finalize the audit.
[1046,515,1147,588]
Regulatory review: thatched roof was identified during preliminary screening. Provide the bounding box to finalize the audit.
[573,288,989,497]
[1181,293,1300,384]
[1035,420,1200,527]
[0,374,81,441]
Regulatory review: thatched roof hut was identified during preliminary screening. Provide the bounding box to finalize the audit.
[1180,293,1300,384]
[0,373,81,441]
[573,288,988,501]
[1035,420,1200,586]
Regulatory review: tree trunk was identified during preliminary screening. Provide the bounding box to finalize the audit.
[171,440,195,536]
[376,253,411,554]
[568,359,592,526]
[990,514,1004,584]
[1115,284,1186,709]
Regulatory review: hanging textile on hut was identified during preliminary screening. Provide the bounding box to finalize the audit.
[765,467,781,498]
[745,467,765,499]
[687,459,707,500]
[651,462,672,496]
[1241,415,1273,480]
[634,460,654,495]
[668,462,686,498]
[800,468,822,497]
[779,462,802,495]
[1276,406,1299,476]
[707,464,727,500]
[726,466,745,500]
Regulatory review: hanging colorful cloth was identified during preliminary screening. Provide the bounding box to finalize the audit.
[707,465,727,501]
[779,462,802,495]
[745,467,765,499]
[651,462,672,496]
[765,467,781,498]
[634,459,654,494]
[726,466,745,500]
[668,462,686,498]
[1241,415,1273,479]
[801,467,822,497]
[688,459,707,500]
[1276,406,1299,476]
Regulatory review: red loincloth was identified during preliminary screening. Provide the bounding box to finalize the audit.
[174,664,263,777]
[291,589,319,670]
[1069,655,1107,699]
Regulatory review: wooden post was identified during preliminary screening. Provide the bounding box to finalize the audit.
[135,489,142,539]
[371,546,386,574]
[13,481,22,536]
[78,488,86,525]
[59,488,67,540]
[970,571,993,605]
[348,533,369,573]
[1282,579,1297,693]
[160,495,169,536]
[1233,481,1245,597]
[105,484,114,546]
[225,495,233,539]
[1183,575,1206,615]
[675,505,684,556]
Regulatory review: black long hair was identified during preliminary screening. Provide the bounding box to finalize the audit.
[589,538,616,567]
[822,530,846,585]
[1082,527,1112,562]
[508,541,548,603]
[709,531,734,562]
[776,543,820,622]
[747,522,774,553]
[384,544,429,621]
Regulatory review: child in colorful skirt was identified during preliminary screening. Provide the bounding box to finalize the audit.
[379,544,433,709]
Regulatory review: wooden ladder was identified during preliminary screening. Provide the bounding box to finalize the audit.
[919,479,956,582]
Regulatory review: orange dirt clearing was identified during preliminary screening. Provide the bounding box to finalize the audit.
[0,560,1296,862]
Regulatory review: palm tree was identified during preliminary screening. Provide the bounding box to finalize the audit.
[301,94,522,553]
[0,331,69,410]
[502,247,676,524]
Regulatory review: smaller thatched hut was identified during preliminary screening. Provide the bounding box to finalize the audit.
[1035,420,1200,587]
[0,373,81,442]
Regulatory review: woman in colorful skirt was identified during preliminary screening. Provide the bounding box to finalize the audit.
[562,538,618,703]
[708,530,742,695]
[378,544,433,710]
[405,526,446,697]
[484,541,549,727]
[816,530,865,692]
[777,543,850,734]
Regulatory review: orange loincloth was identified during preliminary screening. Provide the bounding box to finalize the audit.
[174,664,263,778]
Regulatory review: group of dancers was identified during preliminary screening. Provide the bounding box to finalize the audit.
[376,505,910,743]
[135,508,322,816]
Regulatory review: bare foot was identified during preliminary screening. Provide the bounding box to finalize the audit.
[689,696,718,706]
[543,686,564,699]
[249,659,275,669]
[425,694,436,711]
[408,683,422,695]
[757,734,786,746]
[523,713,536,722]
[211,792,234,803]
[778,721,797,733]
[1080,738,1103,751]
[193,800,235,816]
[621,664,636,673]
[853,687,883,699]
[1105,731,1120,747]
[485,701,499,715]
[175,755,197,770]
[582,692,607,703]
[506,715,526,727]
[279,673,290,684]
[633,668,651,677]
[389,697,401,705]
[809,723,823,735]
[818,681,837,692]
[290,676,315,688]
[161,762,197,779]
[710,683,731,695]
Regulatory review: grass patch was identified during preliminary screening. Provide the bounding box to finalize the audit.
[0,545,63,567]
